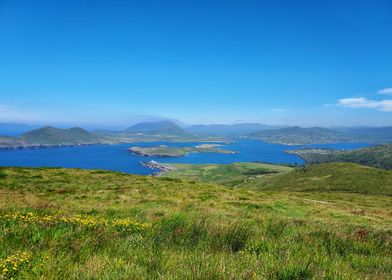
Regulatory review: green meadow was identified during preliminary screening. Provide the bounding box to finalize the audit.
[1,164,391,279]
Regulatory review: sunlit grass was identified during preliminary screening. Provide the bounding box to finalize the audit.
[0,166,391,279]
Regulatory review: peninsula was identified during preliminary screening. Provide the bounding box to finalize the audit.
[129,144,236,157]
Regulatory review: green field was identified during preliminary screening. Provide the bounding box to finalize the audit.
[1,163,392,279]
[161,162,293,187]
[129,144,235,157]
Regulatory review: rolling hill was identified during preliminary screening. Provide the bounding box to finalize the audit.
[0,126,105,148]
[287,144,392,169]
[335,126,392,143]
[20,126,103,145]
[0,165,391,279]
[249,126,349,145]
[249,126,392,145]
[186,123,284,136]
[161,161,392,195]
[125,120,187,135]
[260,162,392,195]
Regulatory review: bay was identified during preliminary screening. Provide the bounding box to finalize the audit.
[0,140,370,174]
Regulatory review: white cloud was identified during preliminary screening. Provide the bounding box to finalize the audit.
[271,108,286,112]
[378,87,392,95]
[337,97,392,112]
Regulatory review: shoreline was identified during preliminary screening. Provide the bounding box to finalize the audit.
[0,139,229,151]
[140,160,176,176]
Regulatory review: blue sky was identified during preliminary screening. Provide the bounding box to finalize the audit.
[0,0,391,127]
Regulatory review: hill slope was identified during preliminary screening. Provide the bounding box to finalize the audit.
[126,121,187,135]
[20,126,102,145]
[261,162,392,195]
[287,144,392,169]
[0,166,391,279]
[249,126,349,145]
[162,162,293,187]
[336,126,392,143]
[186,123,282,136]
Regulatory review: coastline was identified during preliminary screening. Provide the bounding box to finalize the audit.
[140,160,176,176]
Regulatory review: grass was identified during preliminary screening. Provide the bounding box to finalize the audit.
[162,162,292,187]
[0,165,391,279]
[260,162,392,195]
[129,144,235,157]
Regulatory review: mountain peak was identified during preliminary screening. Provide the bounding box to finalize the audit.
[126,121,186,135]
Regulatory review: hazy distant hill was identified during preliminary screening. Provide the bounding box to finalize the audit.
[20,126,102,145]
[186,123,283,136]
[249,126,349,145]
[0,126,104,148]
[335,127,392,143]
[287,144,392,170]
[125,121,188,135]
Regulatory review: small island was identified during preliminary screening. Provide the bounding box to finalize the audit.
[129,144,236,157]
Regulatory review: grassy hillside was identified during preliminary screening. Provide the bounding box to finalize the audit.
[287,144,392,170]
[162,161,392,195]
[260,163,392,195]
[1,166,391,279]
[162,162,292,187]
[249,126,349,145]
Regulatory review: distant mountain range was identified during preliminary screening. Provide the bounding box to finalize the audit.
[21,126,103,145]
[1,121,392,149]
[286,144,392,170]
[334,127,392,143]
[126,120,188,135]
[249,126,392,145]
[185,123,285,136]
[0,121,202,149]
[0,126,104,148]
[249,126,350,145]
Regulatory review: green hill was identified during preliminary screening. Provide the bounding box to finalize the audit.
[249,126,349,145]
[20,126,103,145]
[287,144,392,170]
[162,162,293,186]
[126,121,187,135]
[261,162,392,195]
[0,166,392,278]
[162,161,392,195]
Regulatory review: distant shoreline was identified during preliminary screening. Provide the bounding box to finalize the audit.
[0,139,231,151]
[140,161,176,176]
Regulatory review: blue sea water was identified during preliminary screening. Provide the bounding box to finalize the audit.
[0,140,371,174]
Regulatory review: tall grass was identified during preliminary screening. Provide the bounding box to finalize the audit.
[0,167,391,279]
